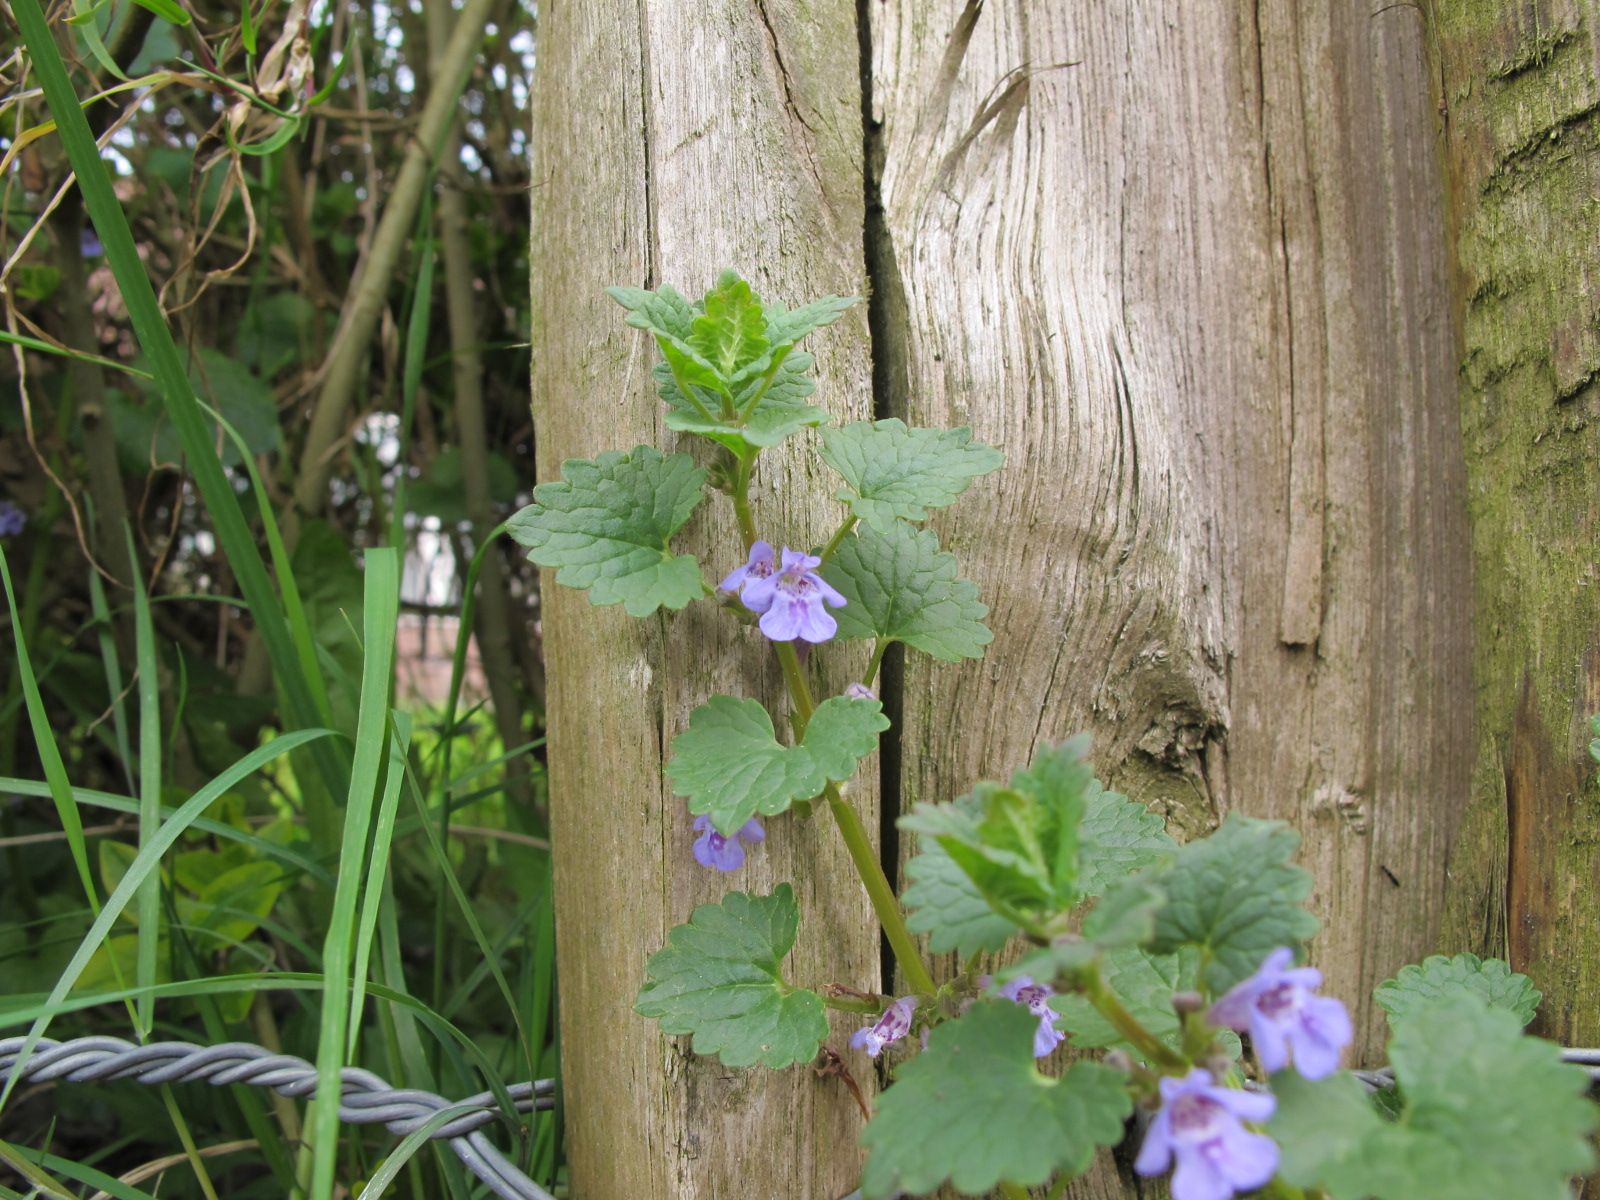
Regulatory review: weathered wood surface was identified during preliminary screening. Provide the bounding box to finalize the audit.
[530,0,1600,1197]
[530,2,876,1197]
[1436,0,1600,1048]
[867,0,1471,1131]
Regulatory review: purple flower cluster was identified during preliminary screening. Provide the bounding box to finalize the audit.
[1135,1071,1278,1200]
[851,996,917,1058]
[1208,947,1352,1080]
[1135,947,1353,1200]
[995,975,1065,1058]
[721,542,846,644]
[0,500,26,539]
[690,814,764,872]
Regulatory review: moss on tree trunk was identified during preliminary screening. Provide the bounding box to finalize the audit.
[1435,0,1600,1047]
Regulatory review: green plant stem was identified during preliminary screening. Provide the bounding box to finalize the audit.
[819,513,857,562]
[731,453,758,550]
[1045,1173,1070,1200]
[862,639,889,690]
[825,782,936,996]
[1081,963,1188,1074]
[1262,1178,1308,1200]
[728,462,936,997]
[158,1086,221,1200]
[998,1182,1030,1200]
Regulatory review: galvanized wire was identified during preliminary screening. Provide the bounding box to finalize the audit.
[0,1035,557,1200]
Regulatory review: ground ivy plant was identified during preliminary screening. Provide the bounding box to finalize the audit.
[510,271,1598,1200]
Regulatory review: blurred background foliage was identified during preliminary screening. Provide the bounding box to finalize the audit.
[0,0,555,1194]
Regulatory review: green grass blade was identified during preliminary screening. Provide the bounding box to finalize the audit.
[4,1145,159,1200]
[0,329,151,379]
[309,547,399,1199]
[405,769,530,1066]
[13,0,349,839]
[358,1102,479,1200]
[0,1139,72,1199]
[131,0,190,25]
[0,777,331,883]
[196,397,334,726]
[67,0,130,83]
[0,546,96,910]
[127,530,160,1039]
[85,567,134,794]
[0,727,336,1113]
[348,713,410,1053]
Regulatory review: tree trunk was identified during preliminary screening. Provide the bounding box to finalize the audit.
[1435,0,1600,1049]
[867,2,1470,1192]
[531,1,1600,1197]
[530,4,876,1197]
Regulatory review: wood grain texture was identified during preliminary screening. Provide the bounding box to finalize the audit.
[867,0,1472,1094]
[530,2,876,1197]
[1434,0,1600,1049]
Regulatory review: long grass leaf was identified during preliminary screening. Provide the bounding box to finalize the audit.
[127,530,160,1038]
[0,1139,72,1199]
[196,397,333,725]
[405,770,530,1065]
[356,1102,478,1200]
[0,778,331,883]
[3,1145,159,1200]
[0,546,95,909]
[85,568,134,794]
[309,547,399,1199]
[0,329,152,379]
[0,727,335,1113]
[12,0,349,840]
[348,713,410,1052]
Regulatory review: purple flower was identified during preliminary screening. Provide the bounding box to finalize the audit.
[691,813,764,871]
[1208,948,1352,1080]
[720,540,778,600]
[851,996,917,1057]
[844,683,876,701]
[753,548,847,643]
[1135,1069,1278,1200]
[997,975,1066,1057]
[0,501,26,539]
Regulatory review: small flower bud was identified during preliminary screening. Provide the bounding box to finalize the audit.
[1171,990,1206,1015]
[1103,1049,1135,1074]
[845,683,876,701]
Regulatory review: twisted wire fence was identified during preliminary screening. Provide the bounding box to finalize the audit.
[0,1035,557,1200]
[8,1034,1598,1200]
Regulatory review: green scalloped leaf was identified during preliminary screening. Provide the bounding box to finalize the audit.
[634,884,828,1069]
[902,739,1131,957]
[1272,995,1596,1200]
[1375,953,1541,1030]
[860,1002,1131,1198]
[820,418,1002,532]
[507,446,706,617]
[1146,814,1320,995]
[1078,779,1175,896]
[688,272,769,377]
[902,792,1022,959]
[651,353,827,453]
[823,522,992,661]
[667,695,889,834]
